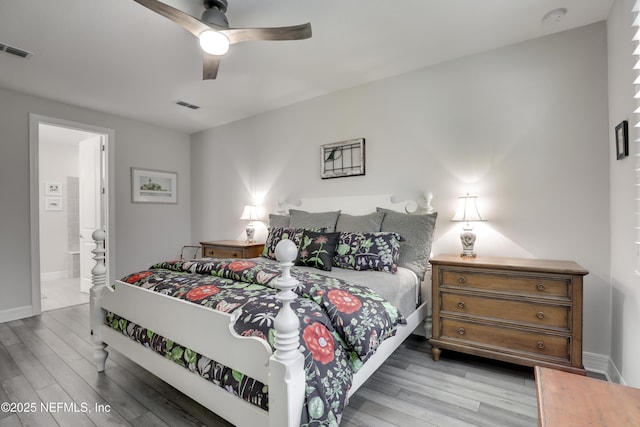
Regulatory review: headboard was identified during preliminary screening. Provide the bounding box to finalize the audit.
[276,192,435,216]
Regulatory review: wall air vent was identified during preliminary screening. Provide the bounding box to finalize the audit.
[0,43,33,59]
[176,101,200,110]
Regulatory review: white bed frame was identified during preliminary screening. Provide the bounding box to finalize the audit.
[90,193,434,427]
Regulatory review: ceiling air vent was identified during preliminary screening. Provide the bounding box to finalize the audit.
[176,101,200,110]
[0,43,33,59]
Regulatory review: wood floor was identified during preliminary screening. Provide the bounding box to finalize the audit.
[0,304,541,426]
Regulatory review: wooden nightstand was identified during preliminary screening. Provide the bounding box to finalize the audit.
[429,255,588,374]
[200,240,264,259]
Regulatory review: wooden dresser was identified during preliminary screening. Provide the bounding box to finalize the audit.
[429,255,588,374]
[200,240,264,259]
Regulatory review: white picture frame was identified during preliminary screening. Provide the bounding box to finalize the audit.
[45,181,63,196]
[131,167,178,204]
[45,196,62,211]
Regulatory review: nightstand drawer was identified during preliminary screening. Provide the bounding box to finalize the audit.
[441,318,570,361]
[203,247,242,258]
[200,241,264,260]
[441,269,570,299]
[441,293,570,330]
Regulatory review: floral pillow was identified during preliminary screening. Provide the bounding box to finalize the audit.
[261,227,306,260]
[295,230,340,271]
[333,232,403,273]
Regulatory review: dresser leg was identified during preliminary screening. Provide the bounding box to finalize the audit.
[431,347,441,361]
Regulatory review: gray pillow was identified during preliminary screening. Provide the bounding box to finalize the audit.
[336,211,386,233]
[289,209,341,232]
[269,213,290,228]
[376,208,437,279]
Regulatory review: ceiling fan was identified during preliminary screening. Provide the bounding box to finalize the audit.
[134,0,312,79]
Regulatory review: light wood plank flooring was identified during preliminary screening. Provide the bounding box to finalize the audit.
[0,304,543,426]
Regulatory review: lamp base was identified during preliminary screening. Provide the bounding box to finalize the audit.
[245,223,255,243]
[459,227,477,259]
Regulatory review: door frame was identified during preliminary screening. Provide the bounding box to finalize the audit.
[29,114,115,315]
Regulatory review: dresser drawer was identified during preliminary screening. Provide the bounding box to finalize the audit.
[441,269,570,299]
[441,318,570,361]
[203,247,242,258]
[441,293,570,330]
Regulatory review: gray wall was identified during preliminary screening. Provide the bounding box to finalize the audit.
[0,87,191,320]
[607,0,640,387]
[192,23,611,357]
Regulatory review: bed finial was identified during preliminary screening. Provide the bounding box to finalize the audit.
[90,228,109,372]
[419,191,434,214]
[270,239,305,426]
[273,239,300,361]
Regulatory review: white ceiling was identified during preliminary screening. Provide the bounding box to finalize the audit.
[0,0,613,134]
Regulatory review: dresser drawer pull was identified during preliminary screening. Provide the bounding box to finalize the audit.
[457,301,465,309]
[536,311,545,319]
[537,283,545,292]
[537,341,545,349]
[457,328,465,335]
[458,276,466,284]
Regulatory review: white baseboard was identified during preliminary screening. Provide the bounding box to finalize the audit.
[0,305,34,323]
[583,351,626,384]
[41,270,68,281]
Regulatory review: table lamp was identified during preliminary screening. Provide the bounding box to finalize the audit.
[451,194,485,258]
[240,205,259,243]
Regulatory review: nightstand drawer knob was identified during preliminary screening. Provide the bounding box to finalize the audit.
[458,276,466,284]
[537,311,545,319]
[458,301,465,309]
[537,341,545,349]
[457,327,465,335]
[537,283,545,292]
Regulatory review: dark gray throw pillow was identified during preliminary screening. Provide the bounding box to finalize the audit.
[295,230,340,271]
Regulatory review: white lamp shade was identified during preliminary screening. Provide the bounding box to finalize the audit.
[451,194,484,223]
[240,205,260,221]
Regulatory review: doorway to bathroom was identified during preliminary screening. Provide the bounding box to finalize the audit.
[30,115,111,313]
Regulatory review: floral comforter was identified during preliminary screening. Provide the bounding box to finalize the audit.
[109,258,405,426]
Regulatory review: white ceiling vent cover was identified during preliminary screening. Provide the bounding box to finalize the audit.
[0,43,33,59]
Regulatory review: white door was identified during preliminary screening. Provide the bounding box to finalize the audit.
[79,136,102,293]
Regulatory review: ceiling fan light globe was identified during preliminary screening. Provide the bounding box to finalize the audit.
[199,30,230,55]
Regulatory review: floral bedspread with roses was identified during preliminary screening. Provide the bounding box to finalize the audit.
[109,258,406,426]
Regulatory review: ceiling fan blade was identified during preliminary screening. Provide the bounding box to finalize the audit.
[134,0,210,38]
[203,53,221,80]
[221,23,312,44]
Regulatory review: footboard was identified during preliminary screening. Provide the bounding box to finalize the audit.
[89,229,304,427]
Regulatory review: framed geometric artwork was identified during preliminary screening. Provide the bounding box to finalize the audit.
[45,181,63,196]
[131,167,178,204]
[320,138,365,179]
[616,120,629,160]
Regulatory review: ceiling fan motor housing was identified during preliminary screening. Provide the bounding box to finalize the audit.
[202,0,229,28]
